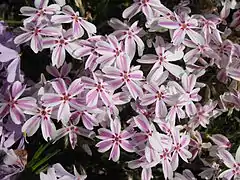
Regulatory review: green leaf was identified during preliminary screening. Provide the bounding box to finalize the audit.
[31,149,61,172]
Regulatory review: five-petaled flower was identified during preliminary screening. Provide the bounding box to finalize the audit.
[96,118,134,162]
[51,5,96,38]
[218,146,240,180]
[22,105,56,141]
[0,81,37,124]
[41,78,84,124]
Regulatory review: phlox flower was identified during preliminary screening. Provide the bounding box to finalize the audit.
[53,163,87,180]
[209,134,231,149]
[20,0,61,24]
[0,148,26,180]
[166,97,186,122]
[133,114,158,162]
[131,100,155,119]
[96,118,134,162]
[137,36,184,78]
[189,100,218,128]
[109,18,145,60]
[81,73,113,107]
[46,62,72,85]
[43,29,80,68]
[168,73,202,117]
[70,104,101,130]
[158,12,204,45]
[171,128,192,171]
[51,5,96,38]
[122,0,165,20]
[193,15,222,43]
[218,145,240,180]
[188,130,212,160]
[95,34,125,67]
[0,43,21,83]
[14,22,61,53]
[133,114,155,144]
[140,72,175,118]
[41,78,84,124]
[53,119,95,149]
[0,81,37,124]
[148,131,173,179]
[22,106,56,141]
[102,53,144,100]
[183,38,220,64]
[73,35,103,71]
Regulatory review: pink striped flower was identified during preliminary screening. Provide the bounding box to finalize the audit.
[43,29,80,68]
[46,62,72,85]
[168,73,201,117]
[158,12,204,45]
[171,128,192,171]
[140,73,174,118]
[209,134,231,149]
[14,22,61,53]
[188,130,211,160]
[218,146,240,180]
[51,5,96,38]
[122,0,165,20]
[81,73,113,107]
[183,39,220,64]
[22,106,56,141]
[73,36,103,71]
[133,114,155,144]
[194,15,222,43]
[189,100,217,128]
[70,104,101,130]
[148,132,173,179]
[95,34,125,67]
[102,54,144,100]
[96,118,134,162]
[137,36,184,78]
[20,0,60,24]
[52,163,87,180]
[166,98,186,122]
[131,100,155,119]
[41,78,84,124]
[109,19,145,60]
[133,114,158,162]
[53,119,95,149]
[0,81,37,124]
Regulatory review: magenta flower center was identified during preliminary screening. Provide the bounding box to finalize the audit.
[156,91,164,99]
[96,83,104,92]
[61,93,71,102]
[114,48,122,56]
[180,23,188,30]
[174,143,181,151]
[112,134,122,144]
[34,28,41,35]
[122,72,130,81]
[72,15,80,22]
[9,100,17,108]
[141,0,149,5]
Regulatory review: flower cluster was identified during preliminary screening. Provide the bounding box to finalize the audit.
[0,0,240,179]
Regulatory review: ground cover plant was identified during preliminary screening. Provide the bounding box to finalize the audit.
[0,0,240,179]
